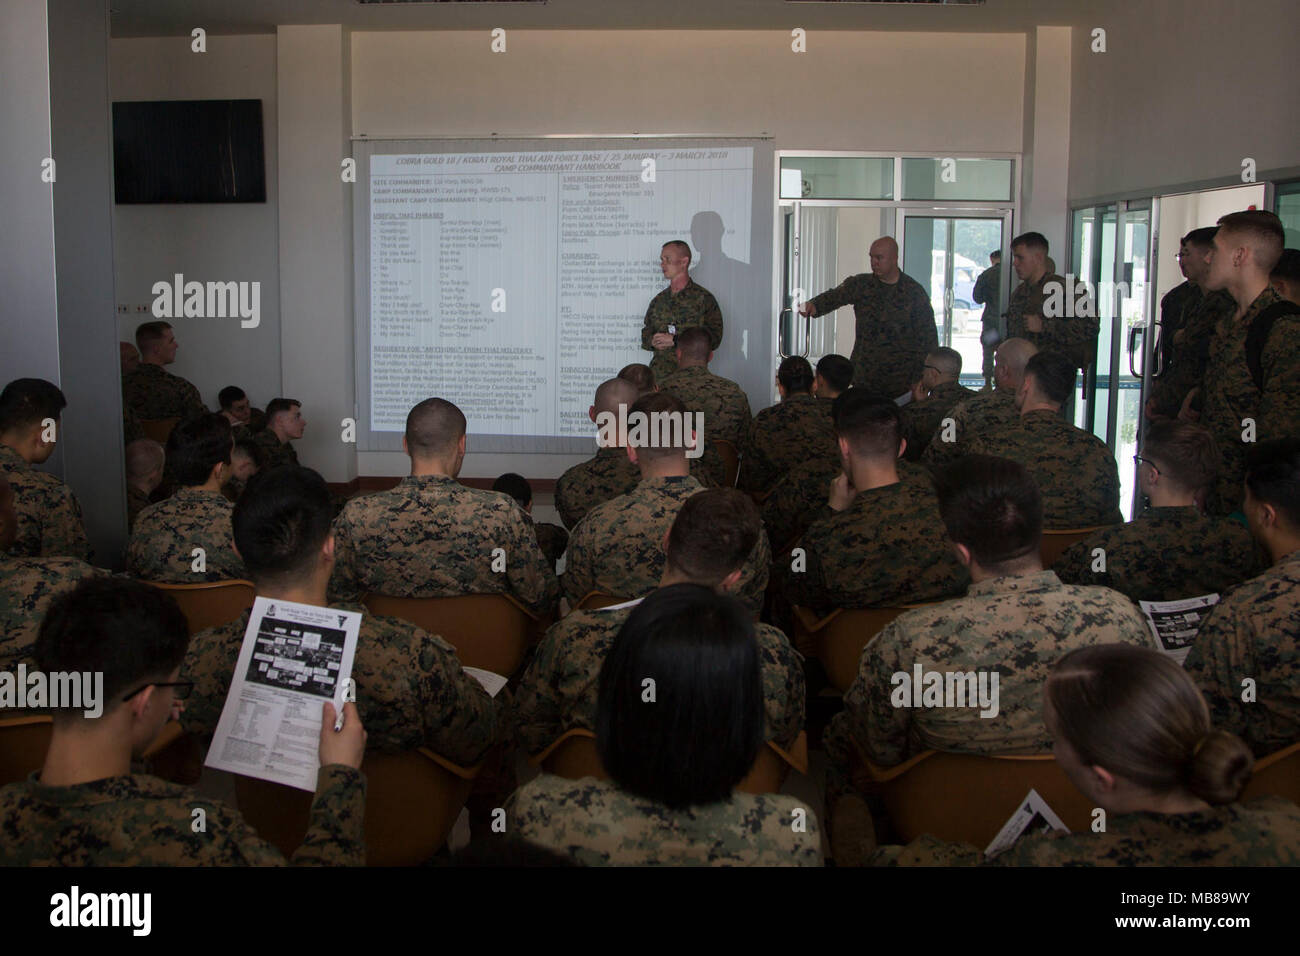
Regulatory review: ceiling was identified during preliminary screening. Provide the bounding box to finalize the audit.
[108,0,1111,37]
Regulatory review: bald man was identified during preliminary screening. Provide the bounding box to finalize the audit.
[640,240,723,380]
[124,438,164,530]
[800,236,936,401]
[555,378,646,530]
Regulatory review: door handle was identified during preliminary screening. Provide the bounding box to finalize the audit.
[1128,324,1144,378]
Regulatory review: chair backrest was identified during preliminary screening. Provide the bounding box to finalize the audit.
[233,748,480,866]
[858,748,1095,846]
[792,605,927,694]
[148,580,255,635]
[362,592,537,675]
[531,728,808,796]
[1240,740,1300,805]
[0,715,52,786]
[572,591,627,613]
[713,440,740,488]
[139,417,180,444]
[1039,527,1106,568]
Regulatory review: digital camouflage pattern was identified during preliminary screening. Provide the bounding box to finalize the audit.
[554,446,718,530]
[973,262,1001,382]
[506,774,822,866]
[1198,287,1300,514]
[0,765,365,865]
[0,555,104,671]
[1147,286,1235,419]
[529,516,569,568]
[1005,272,1097,372]
[0,446,90,561]
[777,479,968,615]
[562,475,770,614]
[126,486,152,531]
[181,604,501,764]
[120,362,207,421]
[658,364,752,449]
[1184,550,1300,757]
[806,272,936,400]
[738,393,838,494]
[920,387,1020,473]
[968,409,1122,528]
[1053,506,1261,603]
[874,796,1300,866]
[640,278,723,379]
[127,488,244,583]
[328,475,558,614]
[251,428,299,470]
[822,571,1151,770]
[512,598,805,757]
[900,380,978,462]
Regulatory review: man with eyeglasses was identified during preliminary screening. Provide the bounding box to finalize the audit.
[899,347,977,462]
[0,577,368,864]
[640,240,723,380]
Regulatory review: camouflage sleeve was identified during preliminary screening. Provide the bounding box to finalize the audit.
[553,472,584,531]
[972,269,993,306]
[414,629,503,765]
[736,528,772,616]
[1184,604,1253,741]
[45,486,91,562]
[1258,313,1300,440]
[757,627,805,751]
[511,626,566,756]
[326,510,363,604]
[702,291,723,350]
[1052,538,1097,586]
[506,512,560,614]
[871,835,983,866]
[807,276,860,318]
[776,527,829,612]
[912,285,938,351]
[921,402,967,471]
[641,297,659,351]
[560,519,597,604]
[183,381,208,417]
[856,622,912,766]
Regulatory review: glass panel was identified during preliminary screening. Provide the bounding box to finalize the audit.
[901,217,950,350]
[1277,181,1300,248]
[1081,207,1117,435]
[1115,209,1150,517]
[779,157,893,200]
[901,157,1013,202]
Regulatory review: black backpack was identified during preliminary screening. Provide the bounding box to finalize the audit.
[1245,300,1300,391]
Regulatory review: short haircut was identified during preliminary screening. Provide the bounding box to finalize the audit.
[665,489,761,585]
[618,363,656,396]
[815,354,854,393]
[1245,438,1300,529]
[675,326,712,361]
[834,391,902,458]
[125,438,165,481]
[404,397,466,458]
[628,390,689,461]
[1182,226,1218,250]
[1271,248,1300,284]
[994,337,1039,383]
[990,249,1002,261]
[1011,231,1049,254]
[1023,351,1076,405]
[492,472,532,508]
[134,321,172,351]
[1217,210,1285,273]
[1141,421,1218,496]
[232,466,334,585]
[264,398,301,428]
[217,386,247,410]
[934,455,1042,568]
[0,378,67,434]
[927,346,962,378]
[166,413,233,487]
[232,438,263,469]
[596,583,763,809]
[777,356,814,394]
[662,240,692,264]
[35,577,190,719]
[594,376,638,417]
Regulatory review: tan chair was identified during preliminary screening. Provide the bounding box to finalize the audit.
[531,728,808,796]
[0,714,52,786]
[139,417,180,444]
[572,591,628,613]
[234,748,482,866]
[148,580,255,635]
[1039,527,1107,568]
[362,592,541,675]
[855,748,1095,846]
[713,439,740,488]
[792,604,929,694]
[1241,741,1300,805]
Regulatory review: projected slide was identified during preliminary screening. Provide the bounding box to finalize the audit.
[368,147,753,437]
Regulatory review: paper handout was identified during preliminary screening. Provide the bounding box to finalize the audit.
[984,788,1069,859]
[462,667,508,699]
[204,597,361,792]
[1139,593,1220,666]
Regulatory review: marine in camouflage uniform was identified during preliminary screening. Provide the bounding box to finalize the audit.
[505,774,822,866]
[513,598,805,757]
[1006,272,1097,375]
[0,445,90,560]
[328,475,558,613]
[181,604,501,764]
[562,476,770,614]
[0,765,365,865]
[1199,288,1300,514]
[528,515,569,569]
[900,380,978,462]
[972,261,1001,383]
[776,479,968,615]
[658,364,752,449]
[554,446,718,531]
[806,273,936,400]
[823,571,1151,774]
[1147,286,1235,419]
[920,387,1020,473]
[738,392,838,494]
[640,278,723,380]
[120,362,206,421]
[968,410,1122,528]
[126,485,152,531]
[873,796,1300,866]
[127,488,244,583]
[0,554,103,671]
[1184,550,1300,757]
[1053,505,1261,603]
[251,428,299,470]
